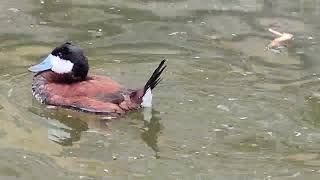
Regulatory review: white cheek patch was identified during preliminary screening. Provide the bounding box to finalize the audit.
[51,55,74,74]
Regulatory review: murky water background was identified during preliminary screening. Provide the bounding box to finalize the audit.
[1,0,320,179]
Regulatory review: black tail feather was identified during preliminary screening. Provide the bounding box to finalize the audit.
[144,59,167,94]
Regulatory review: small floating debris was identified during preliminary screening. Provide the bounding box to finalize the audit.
[7,88,13,97]
[168,32,186,36]
[88,29,103,38]
[221,124,234,130]
[308,36,313,40]
[195,69,204,72]
[228,98,238,101]
[67,115,72,118]
[267,28,293,49]
[168,32,179,36]
[101,116,116,120]
[139,154,145,158]
[113,59,121,63]
[251,143,258,147]
[290,172,301,178]
[46,105,56,109]
[112,154,117,160]
[294,131,302,137]
[239,117,248,120]
[79,176,94,179]
[193,56,200,59]
[208,35,219,40]
[8,8,20,12]
[217,104,230,112]
[103,169,109,173]
[128,156,138,160]
[39,21,48,25]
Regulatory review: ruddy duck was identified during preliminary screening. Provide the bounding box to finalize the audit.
[29,42,166,117]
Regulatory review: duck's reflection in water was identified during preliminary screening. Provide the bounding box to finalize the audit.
[141,107,162,158]
[46,115,88,146]
[29,105,94,146]
[29,104,162,153]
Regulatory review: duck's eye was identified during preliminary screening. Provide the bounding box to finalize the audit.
[58,52,62,57]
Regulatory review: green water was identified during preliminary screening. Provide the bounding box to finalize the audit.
[1,0,320,179]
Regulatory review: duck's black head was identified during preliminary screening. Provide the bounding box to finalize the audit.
[29,42,89,82]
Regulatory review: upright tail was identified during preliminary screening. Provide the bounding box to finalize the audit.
[143,59,167,94]
[131,60,167,107]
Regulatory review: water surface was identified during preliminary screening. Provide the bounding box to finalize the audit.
[1,0,320,179]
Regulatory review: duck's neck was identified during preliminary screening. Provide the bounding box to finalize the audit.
[36,71,87,84]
